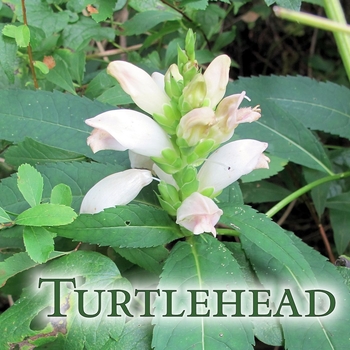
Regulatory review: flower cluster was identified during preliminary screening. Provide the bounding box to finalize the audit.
[80,30,269,237]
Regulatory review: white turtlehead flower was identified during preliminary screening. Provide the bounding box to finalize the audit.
[86,110,173,158]
[198,139,270,195]
[107,60,170,116]
[203,54,231,109]
[80,169,153,214]
[176,192,223,237]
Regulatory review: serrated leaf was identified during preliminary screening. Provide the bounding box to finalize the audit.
[97,84,133,105]
[2,24,17,38]
[0,89,113,158]
[0,251,67,287]
[0,206,12,223]
[240,154,287,183]
[23,226,55,263]
[62,16,115,51]
[217,181,244,206]
[50,184,72,206]
[15,24,30,47]
[228,76,334,174]
[114,246,169,275]
[17,164,43,207]
[0,24,17,83]
[55,49,85,85]
[329,208,350,255]
[84,69,117,99]
[122,11,182,36]
[16,203,77,226]
[0,162,126,214]
[90,0,115,22]
[54,205,182,248]
[152,235,254,350]
[45,55,76,94]
[0,251,130,349]
[264,0,301,10]
[4,138,86,167]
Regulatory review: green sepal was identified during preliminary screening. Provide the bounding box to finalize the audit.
[177,45,188,74]
[185,29,196,61]
[158,181,181,207]
[182,61,199,86]
[200,187,215,197]
[153,113,177,135]
[173,166,199,199]
[157,194,177,216]
[194,139,217,158]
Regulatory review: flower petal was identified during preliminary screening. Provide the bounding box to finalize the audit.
[203,54,231,108]
[176,192,223,236]
[198,139,269,194]
[107,61,170,116]
[85,110,173,157]
[153,164,178,188]
[80,169,153,214]
[129,150,154,170]
[87,128,126,153]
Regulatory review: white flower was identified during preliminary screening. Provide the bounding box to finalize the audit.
[198,139,270,195]
[86,110,174,158]
[203,54,231,109]
[80,169,153,214]
[176,192,223,236]
[107,60,170,116]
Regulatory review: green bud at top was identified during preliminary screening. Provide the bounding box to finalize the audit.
[177,45,188,74]
[164,64,184,100]
[185,29,196,61]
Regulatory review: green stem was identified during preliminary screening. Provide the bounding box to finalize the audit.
[216,228,239,236]
[265,171,350,218]
[274,4,350,81]
[323,0,350,82]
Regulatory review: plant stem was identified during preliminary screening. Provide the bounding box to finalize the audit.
[265,171,350,218]
[323,0,350,82]
[21,0,38,89]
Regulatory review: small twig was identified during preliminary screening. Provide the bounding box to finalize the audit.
[86,44,143,59]
[21,0,38,89]
[96,41,109,62]
[318,223,335,263]
[277,199,297,226]
[7,294,14,306]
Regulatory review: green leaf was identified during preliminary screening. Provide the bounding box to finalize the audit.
[54,205,182,248]
[17,164,44,208]
[217,181,244,206]
[122,11,182,36]
[62,16,115,51]
[90,0,115,22]
[2,24,17,38]
[326,191,350,212]
[0,24,17,83]
[45,55,76,94]
[0,89,113,158]
[114,246,169,275]
[34,60,49,74]
[240,180,291,203]
[16,203,77,226]
[152,235,255,350]
[0,206,12,223]
[4,137,86,167]
[0,251,131,349]
[228,76,335,174]
[0,162,125,214]
[97,84,133,105]
[329,209,350,255]
[240,155,288,183]
[15,24,30,47]
[55,48,85,85]
[50,184,72,206]
[84,69,117,99]
[23,226,55,263]
[0,251,67,287]
[129,0,177,13]
[264,0,301,10]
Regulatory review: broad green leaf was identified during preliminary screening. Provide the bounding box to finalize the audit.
[90,0,115,22]
[2,24,17,38]
[16,203,77,226]
[329,209,350,254]
[122,11,182,36]
[180,0,209,10]
[217,182,244,206]
[17,164,43,208]
[240,180,291,203]
[15,24,30,47]
[45,55,76,94]
[240,155,287,183]
[101,319,153,350]
[50,184,73,206]
[228,76,334,174]
[0,89,113,158]
[0,251,67,287]
[62,16,115,50]
[23,226,55,263]
[326,191,350,212]
[8,0,70,36]
[84,69,117,99]
[152,235,255,350]
[0,206,12,223]
[97,84,133,105]
[0,23,17,83]
[0,162,125,214]
[4,138,86,167]
[55,48,85,85]
[114,246,169,275]
[129,0,177,13]
[264,0,301,10]
[54,205,182,248]
[0,251,130,349]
